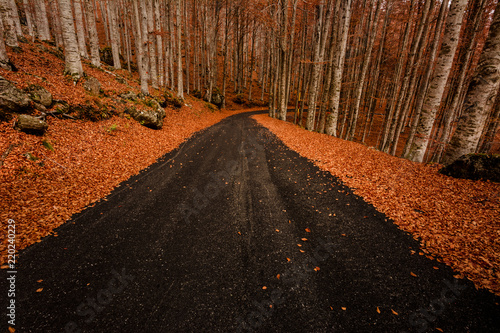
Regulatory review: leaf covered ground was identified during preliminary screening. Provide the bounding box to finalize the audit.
[0,40,248,265]
[253,113,500,296]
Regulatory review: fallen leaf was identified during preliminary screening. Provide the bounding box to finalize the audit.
[305,228,311,233]
[299,250,305,253]
[301,238,308,241]
[297,244,302,247]
[275,229,280,232]
[276,274,280,279]
[9,327,15,332]
[286,258,291,262]
[410,272,417,277]
[330,306,333,310]
[36,288,43,292]
[262,286,267,290]
[341,307,346,311]
[433,266,439,270]
[37,279,43,283]
[238,231,241,235]
[314,266,320,271]
[376,307,380,314]
[391,309,398,315]
[436,328,443,332]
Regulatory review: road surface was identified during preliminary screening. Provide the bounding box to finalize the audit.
[3,111,500,332]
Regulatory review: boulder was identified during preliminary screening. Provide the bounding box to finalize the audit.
[439,154,500,183]
[120,91,138,101]
[0,76,31,118]
[125,105,165,130]
[83,76,101,95]
[14,114,48,135]
[25,84,53,107]
[210,88,224,109]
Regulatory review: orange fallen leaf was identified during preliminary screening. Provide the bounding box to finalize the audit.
[238,231,241,235]
[37,279,43,283]
[269,304,273,308]
[410,272,417,277]
[436,328,443,332]
[341,307,346,311]
[301,238,308,241]
[9,327,15,333]
[314,266,320,271]
[275,229,280,232]
[330,306,333,310]
[36,288,43,292]
[262,286,267,290]
[297,244,302,247]
[276,274,280,279]
[286,258,291,262]
[305,228,311,233]
[391,309,398,315]
[299,250,305,253]
[376,307,380,314]
[433,266,439,270]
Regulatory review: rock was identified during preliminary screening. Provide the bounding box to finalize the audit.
[120,91,138,101]
[125,105,165,130]
[83,77,101,95]
[439,154,500,183]
[53,100,70,114]
[25,84,53,107]
[210,88,224,109]
[0,76,31,119]
[14,114,48,135]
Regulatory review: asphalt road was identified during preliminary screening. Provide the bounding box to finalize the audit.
[2,111,500,332]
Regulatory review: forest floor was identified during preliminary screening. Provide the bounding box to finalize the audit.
[254,113,500,297]
[0,39,254,265]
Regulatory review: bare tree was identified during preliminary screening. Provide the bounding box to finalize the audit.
[84,0,101,67]
[442,1,500,164]
[58,0,84,80]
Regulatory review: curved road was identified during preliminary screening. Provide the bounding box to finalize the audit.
[3,111,500,332]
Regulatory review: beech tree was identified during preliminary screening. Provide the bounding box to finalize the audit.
[442,1,500,164]
[58,0,84,80]
[407,0,468,162]
[84,0,101,67]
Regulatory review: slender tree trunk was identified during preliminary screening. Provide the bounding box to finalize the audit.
[133,0,148,94]
[49,0,64,47]
[58,0,84,80]
[347,0,381,140]
[407,0,468,162]
[0,16,10,67]
[0,0,18,47]
[442,1,500,164]
[23,0,35,39]
[325,0,352,137]
[33,0,51,41]
[73,0,88,58]
[176,0,183,98]
[84,0,100,67]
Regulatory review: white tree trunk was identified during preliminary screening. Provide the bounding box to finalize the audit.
[58,0,84,80]
[408,0,468,162]
[325,0,352,137]
[146,0,158,88]
[154,0,164,87]
[108,0,122,69]
[0,0,18,47]
[7,0,21,36]
[176,0,183,98]
[133,0,148,94]
[49,0,64,46]
[74,0,89,58]
[0,15,10,66]
[34,0,51,41]
[22,0,35,39]
[84,0,101,67]
[442,1,500,164]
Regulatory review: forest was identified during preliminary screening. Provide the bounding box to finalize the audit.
[1,0,499,165]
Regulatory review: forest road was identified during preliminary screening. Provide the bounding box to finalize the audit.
[4,111,500,333]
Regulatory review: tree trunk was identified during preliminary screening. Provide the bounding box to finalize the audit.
[49,0,64,47]
[108,0,122,69]
[58,0,84,80]
[133,0,148,94]
[33,0,51,41]
[73,0,88,59]
[0,0,18,47]
[442,1,500,164]
[84,0,100,67]
[176,0,183,98]
[408,0,468,162]
[325,0,352,137]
